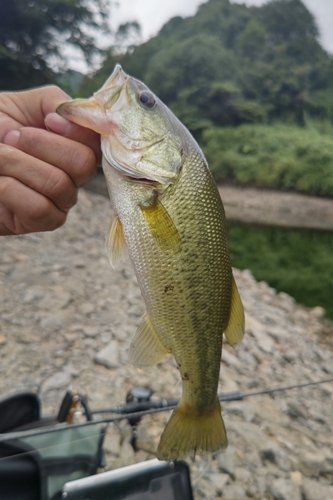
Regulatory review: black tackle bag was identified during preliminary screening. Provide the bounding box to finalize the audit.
[0,392,106,500]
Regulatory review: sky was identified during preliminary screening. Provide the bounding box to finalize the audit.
[111,0,333,52]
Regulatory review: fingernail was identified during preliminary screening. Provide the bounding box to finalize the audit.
[45,113,73,136]
[3,129,20,147]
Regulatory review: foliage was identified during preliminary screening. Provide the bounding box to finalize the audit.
[82,0,333,130]
[202,122,333,197]
[228,223,333,319]
[0,0,112,90]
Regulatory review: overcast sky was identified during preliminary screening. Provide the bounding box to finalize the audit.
[111,0,333,53]
[68,0,333,72]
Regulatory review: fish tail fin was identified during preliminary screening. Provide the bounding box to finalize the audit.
[157,397,227,461]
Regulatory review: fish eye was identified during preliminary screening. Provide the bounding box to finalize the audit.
[138,91,155,109]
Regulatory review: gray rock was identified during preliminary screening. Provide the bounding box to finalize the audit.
[39,291,71,310]
[100,331,112,344]
[42,371,72,391]
[39,312,66,330]
[230,421,267,449]
[246,451,261,472]
[207,472,229,495]
[245,316,275,353]
[78,302,95,315]
[255,474,267,495]
[270,478,302,500]
[302,477,333,500]
[83,325,101,337]
[298,452,327,477]
[287,400,308,419]
[234,466,251,483]
[322,362,333,374]
[94,340,119,369]
[266,325,289,342]
[282,350,299,363]
[221,349,241,368]
[103,428,121,457]
[197,478,218,499]
[222,483,247,499]
[309,306,325,319]
[217,446,237,478]
[22,287,45,303]
[260,443,282,465]
[119,439,135,466]
[226,402,256,422]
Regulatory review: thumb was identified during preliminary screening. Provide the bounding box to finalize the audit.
[45,112,102,165]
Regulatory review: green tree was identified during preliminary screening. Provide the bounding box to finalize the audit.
[0,0,112,90]
[80,0,333,130]
[258,0,319,49]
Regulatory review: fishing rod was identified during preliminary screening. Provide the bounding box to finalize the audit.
[0,377,332,466]
[90,377,333,416]
[2,377,331,439]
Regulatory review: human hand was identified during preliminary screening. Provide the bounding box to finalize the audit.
[0,86,101,235]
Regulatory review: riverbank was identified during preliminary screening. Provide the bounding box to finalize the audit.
[85,173,333,231]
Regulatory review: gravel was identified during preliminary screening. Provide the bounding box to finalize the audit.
[1,188,333,499]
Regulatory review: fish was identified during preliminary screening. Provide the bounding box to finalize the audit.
[57,64,245,461]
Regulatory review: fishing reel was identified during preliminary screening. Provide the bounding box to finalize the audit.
[126,386,153,451]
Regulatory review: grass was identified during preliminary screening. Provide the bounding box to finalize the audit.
[202,122,333,197]
[228,222,333,319]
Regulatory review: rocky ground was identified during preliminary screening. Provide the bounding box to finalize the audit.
[1,189,333,500]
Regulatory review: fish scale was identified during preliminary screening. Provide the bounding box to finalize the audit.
[107,145,231,413]
[57,64,245,461]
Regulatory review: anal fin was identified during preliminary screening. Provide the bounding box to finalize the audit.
[224,275,245,347]
[106,214,126,269]
[129,313,169,367]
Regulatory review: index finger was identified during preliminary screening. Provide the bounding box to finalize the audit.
[0,86,71,130]
[45,112,102,165]
[5,127,97,188]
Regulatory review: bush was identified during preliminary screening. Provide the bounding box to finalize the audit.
[201,122,333,197]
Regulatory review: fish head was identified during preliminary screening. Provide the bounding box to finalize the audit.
[57,64,190,185]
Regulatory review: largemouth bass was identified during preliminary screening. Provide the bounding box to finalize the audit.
[57,65,244,461]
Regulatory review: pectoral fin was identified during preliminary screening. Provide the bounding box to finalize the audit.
[129,313,169,367]
[140,197,181,251]
[224,276,245,347]
[106,215,126,269]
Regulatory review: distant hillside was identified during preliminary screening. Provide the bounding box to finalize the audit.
[81,0,333,132]
[80,0,333,198]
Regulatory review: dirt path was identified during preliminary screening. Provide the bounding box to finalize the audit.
[86,173,333,230]
[219,185,333,230]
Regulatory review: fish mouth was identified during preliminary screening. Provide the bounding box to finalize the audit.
[56,64,129,134]
[101,64,128,90]
[94,64,129,108]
